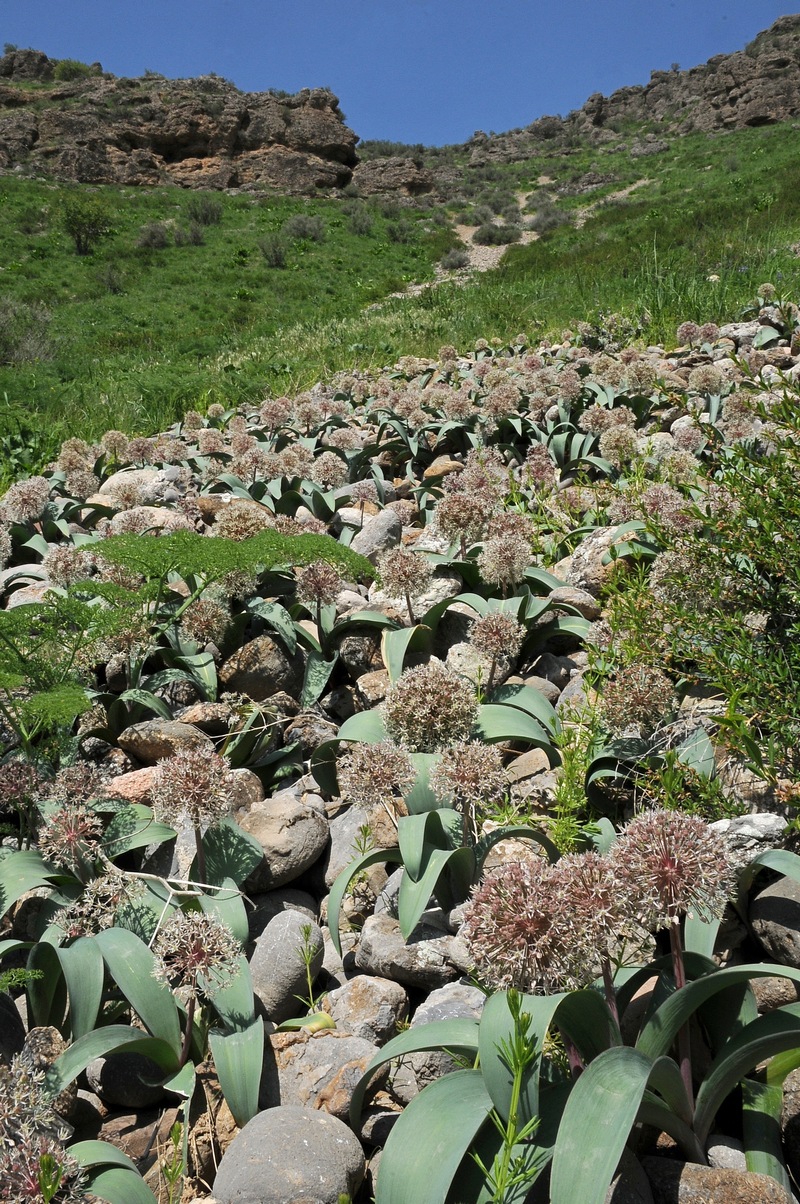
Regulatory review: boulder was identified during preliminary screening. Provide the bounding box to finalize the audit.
[321,975,409,1045]
[239,791,330,891]
[213,1106,365,1204]
[641,1156,793,1202]
[249,910,324,1022]
[220,634,305,701]
[259,1027,383,1119]
[750,876,800,967]
[116,719,212,763]
[354,913,462,991]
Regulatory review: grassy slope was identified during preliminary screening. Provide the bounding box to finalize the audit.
[1,117,800,469]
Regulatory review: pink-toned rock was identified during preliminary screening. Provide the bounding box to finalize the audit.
[106,766,157,804]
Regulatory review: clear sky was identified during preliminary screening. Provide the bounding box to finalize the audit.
[3,1,793,145]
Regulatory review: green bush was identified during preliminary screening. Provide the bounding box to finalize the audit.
[258,233,287,268]
[282,213,325,243]
[61,194,112,255]
[53,58,94,82]
[186,194,223,227]
[473,222,521,246]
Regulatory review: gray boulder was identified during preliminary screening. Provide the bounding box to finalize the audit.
[750,876,800,967]
[220,634,305,701]
[322,975,408,1045]
[213,1105,365,1204]
[239,792,330,891]
[260,1027,383,1120]
[250,910,324,1022]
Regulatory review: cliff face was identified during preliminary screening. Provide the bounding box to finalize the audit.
[0,51,357,192]
[2,17,800,193]
[466,15,800,165]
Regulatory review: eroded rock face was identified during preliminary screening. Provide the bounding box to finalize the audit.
[0,55,357,193]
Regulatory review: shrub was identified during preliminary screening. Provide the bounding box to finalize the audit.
[185,194,223,226]
[282,213,325,243]
[473,223,521,246]
[440,247,470,270]
[346,205,373,236]
[136,221,170,249]
[386,219,414,244]
[61,194,112,256]
[0,298,52,364]
[53,58,94,82]
[174,223,205,246]
[258,233,287,268]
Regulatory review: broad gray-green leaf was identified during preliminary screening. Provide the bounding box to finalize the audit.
[741,1077,793,1193]
[550,1046,654,1204]
[209,1016,264,1127]
[375,1070,493,1204]
[94,927,181,1052]
[57,937,104,1039]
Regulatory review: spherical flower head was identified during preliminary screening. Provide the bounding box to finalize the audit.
[260,396,293,430]
[757,282,777,301]
[100,426,131,457]
[610,808,735,929]
[383,660,478,752]
[152,908,241,996]
[2,476,52,523]
[687,364,723,395]
[698,322,720,344]
[55,868,145,939]
[181,408,204,431]
[470,611,525,662]
[477,532,531,592]
[638,483,699,537]
[179,596,231,648]
[598,425,639,468]
[547,852,632,987]
[37,803,103,871]
[435,490,494,546]
[296,559,343,609]
[150,745,236,830]
[677,321,700,347]
[377,545,434,602]
[279,444,315,480]
[56,438,94,474]
[64,469,101,501]
[350,479,379,505]
[463,858,563,993]
[214,500,273,540]
[43,545,96,589]
[337,740,415,812]
[602,664,676,736]
[430,741,508,833]
[311,451,349,490]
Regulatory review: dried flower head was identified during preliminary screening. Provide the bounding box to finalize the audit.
[214,500,273,540]
[349,479,379,505]
[150,745,236,830]
[55,867,146,939]
[610,808,734,929]
[42,545,96,589]
[64,469,100,501]
[2,476,51,523]
[311,451,349,489]
[477,533,531,593]
[296,559,343,609]
[602,664,676,735]
[430,741,509,840]
[435,490,495,548]
[470,610,525,663]
[383,660,478,752]
[37,803,103,871]
[377,546,433,615]
[698,322,720,344]
[687,365,723,395]
[152,908,241,996]
[337,740,415,815]
[179,596,231,648]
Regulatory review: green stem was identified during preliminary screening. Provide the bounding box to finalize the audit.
[177,992,196,1071]
[669,919,694,1111]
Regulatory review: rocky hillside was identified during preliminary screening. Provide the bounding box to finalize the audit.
[461,14,800,167]
[0,48,357,192]
[3,16,800,195]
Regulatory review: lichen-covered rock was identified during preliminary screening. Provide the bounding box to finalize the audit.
[259,1027,383,1119]
[321,975,408,1044]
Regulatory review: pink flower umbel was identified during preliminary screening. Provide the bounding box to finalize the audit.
[609,808,734,932]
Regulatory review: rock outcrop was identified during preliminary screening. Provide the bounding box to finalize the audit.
[0,51,357,192]
[464,15,800,167]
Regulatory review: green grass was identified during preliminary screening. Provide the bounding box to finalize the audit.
[2,119,800,467]
[0,180,456,459]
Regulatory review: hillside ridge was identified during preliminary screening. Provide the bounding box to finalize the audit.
[2,16,800,193]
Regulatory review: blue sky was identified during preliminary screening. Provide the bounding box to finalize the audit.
[3,1,793,145]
